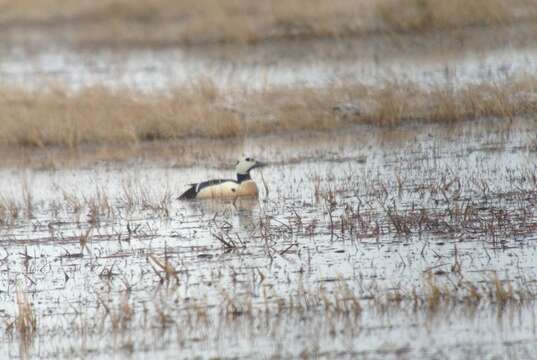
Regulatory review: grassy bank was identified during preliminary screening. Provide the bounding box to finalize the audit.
[0,0,535,47]
[1,78,536,149]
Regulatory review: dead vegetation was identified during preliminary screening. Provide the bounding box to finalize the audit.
[0,0,535,47]
[1,115,537,357]
[2,160,537,356]
[7,267,536,357]
[376,0,531,34]
[14,286,37,340]
[1,78,536,151]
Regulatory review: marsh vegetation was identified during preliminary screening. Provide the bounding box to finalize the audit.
[1,1,537,358]
[1,77,537,149]
[1,117,537,358]
[0,0,535,47]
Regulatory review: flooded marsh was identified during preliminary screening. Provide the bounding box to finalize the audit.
[1,117,537,358]
[1,3,537,358]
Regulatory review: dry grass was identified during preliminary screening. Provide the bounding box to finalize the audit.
[376,0,532,33]
[0,78,536,150]
[0,0,535,47]
[3,164,537,356]
[15,286,37,339]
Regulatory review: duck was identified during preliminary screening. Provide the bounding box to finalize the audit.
[178,157,266,200]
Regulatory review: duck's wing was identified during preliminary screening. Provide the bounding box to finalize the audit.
[178,183,199,200]
[178,179,236,200]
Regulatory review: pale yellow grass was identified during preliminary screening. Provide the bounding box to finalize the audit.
[0,0,535,47]
[15,286,37,339]
[376,0,534,33]
[1,78,537,149]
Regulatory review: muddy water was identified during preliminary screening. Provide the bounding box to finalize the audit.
[1,23,537,91]
[0,117,536,358]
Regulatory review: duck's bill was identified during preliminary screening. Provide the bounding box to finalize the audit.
[253,161,267,169]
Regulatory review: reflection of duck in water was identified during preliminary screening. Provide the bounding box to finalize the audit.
[184,196,258,232]
[178,157,266,200]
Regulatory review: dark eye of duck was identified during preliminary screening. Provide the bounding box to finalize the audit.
[246,157,252,161]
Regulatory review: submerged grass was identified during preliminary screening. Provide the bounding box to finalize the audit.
[2,159,537,356]
[1,78,536,149]
[8,269,537,357]
[0,0,535,47]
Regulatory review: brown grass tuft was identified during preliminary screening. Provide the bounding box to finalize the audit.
[15,286,37,339]
[0,0,535,47]
[376,0,522,33]
[0,77,536,151]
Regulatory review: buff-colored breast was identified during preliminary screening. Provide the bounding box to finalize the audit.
[236,180,258,197]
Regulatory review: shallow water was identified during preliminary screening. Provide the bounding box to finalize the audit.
[1,24,537,91]
[0,117,537,358]
[1,22,537,358]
